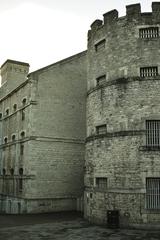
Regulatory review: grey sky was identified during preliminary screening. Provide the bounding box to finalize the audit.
[0,0,155,71]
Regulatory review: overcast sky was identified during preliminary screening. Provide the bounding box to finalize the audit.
[0,0,155,71]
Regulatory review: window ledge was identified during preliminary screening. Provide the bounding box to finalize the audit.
[139,146,160,151]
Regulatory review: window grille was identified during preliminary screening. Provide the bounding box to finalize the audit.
[140,67,158,78]
[146,178,160,209]
[139,27,159,39]
[96,124,107,135]
[95,39,106,51]
[146,120,160,147]
[96,177,107,189]
[96,75,106,86]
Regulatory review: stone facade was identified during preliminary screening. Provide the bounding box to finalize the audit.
[0,52,87,213]
[84,2,160,227]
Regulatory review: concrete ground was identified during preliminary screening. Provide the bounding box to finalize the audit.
[0,212,160,240]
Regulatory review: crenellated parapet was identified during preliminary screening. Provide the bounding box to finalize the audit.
[90,2,160,34]
[87,2,160,91]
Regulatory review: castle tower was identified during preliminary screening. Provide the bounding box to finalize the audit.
[85,2,160,227]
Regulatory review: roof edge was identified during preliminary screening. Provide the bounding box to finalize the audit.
[28,50,87,77]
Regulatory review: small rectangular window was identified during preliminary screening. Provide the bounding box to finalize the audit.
[146,120,160,147]
[95,39,106,52]
[139,27,159,39]
[146,178,160,209]
[140,67,158,78]
[96,75,106,86]
[96,177,107,189]
[96,124,107,135]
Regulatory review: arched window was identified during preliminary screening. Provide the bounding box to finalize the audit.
[12,134,16,141]
[4,137,8,144]
[20,131,25,138]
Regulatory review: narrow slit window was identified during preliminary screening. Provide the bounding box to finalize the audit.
[20,145,24,155]
[139,27,159,39]
[96,75,106,86]
[19,178,23,192]
[95,39,106,52]
[96,124,107,135]
[146,178,160,209]
[22,110,25,121]
[140,67,158,78]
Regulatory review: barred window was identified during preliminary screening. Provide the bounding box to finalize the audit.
[96,124,107,135]
[146,178,160,209]
[139,27,159,39]
[95,39,106,52]
[146,120,160,147]
[140,67,158,78]
[96,177,107,189]
[96,75,106,86]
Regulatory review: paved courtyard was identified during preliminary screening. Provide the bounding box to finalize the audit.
[0,212,160,240]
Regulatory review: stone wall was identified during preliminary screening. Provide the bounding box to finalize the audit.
[85,2,160,227]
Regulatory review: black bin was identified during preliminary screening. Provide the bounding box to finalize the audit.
[107,210,119,228]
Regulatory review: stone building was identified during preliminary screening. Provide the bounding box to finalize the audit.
[0,51,87,213]
[84,2,160,227]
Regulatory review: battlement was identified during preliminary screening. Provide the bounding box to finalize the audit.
[90,2,160,32]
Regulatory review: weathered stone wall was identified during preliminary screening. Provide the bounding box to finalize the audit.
[26,51,87,212]
[0,51,87,213]
[85,2,160,227]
